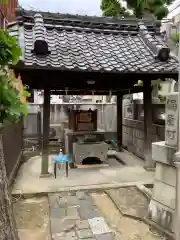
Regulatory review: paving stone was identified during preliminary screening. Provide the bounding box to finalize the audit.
[58,196,79,207]
[76,191,88,200]
[88,217,111,235]
[66,196,80,206]
[76,220,90,229]
[78,201,101,220]
[95,233,115,240]
[50,219,60,234]
[76,229,94,239]
[66,206,80,220]
[49,194,59,208]
[78,194,96,206]
[52,231,77,240]
[82,239,96,240]
[58,197,68,208]
[51,218,76,234]
[50,207,66,218]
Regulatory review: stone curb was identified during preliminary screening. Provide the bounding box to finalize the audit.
[105,189,175,240]
[136,184,152,199]
[11,181,154,198]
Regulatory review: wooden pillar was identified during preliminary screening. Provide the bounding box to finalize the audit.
[37,111,41,150]
[143,80,154,169]
[117,94,123,151]
[41,87,51,176]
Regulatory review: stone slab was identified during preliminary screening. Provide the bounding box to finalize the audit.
[76,229,94,239]
[95,233,115,240]
[49,194,60,208]
[152,141,176,165]
[51,218,76,234]
[50,207,66,219]
[52,231,77,240]
[152,180,175,209]
[58,195,79,207]
[88,217,111,235]
[66,206,80,220]
[155,162,176,187]
[76,191,88,200]
[78,203,101,220]
[78,199,101,220]
[76,220,90,229]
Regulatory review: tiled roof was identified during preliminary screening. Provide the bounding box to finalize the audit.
[12,9,178,74]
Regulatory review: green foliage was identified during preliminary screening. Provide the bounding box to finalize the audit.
[0,0,8,3]
[101,0,130,17]
[101,0,175,20]
[158,94,166,102]
[0,71,29,123]
[0,31,21,65]
[127,0,174,19]
[134,80,143,86]
[0,30,30,125]
[172,32,180,43]
[135,80,162,90]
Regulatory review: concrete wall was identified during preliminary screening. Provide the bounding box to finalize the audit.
[23,112,41,138]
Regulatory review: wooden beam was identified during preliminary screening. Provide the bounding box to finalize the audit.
[117,94,123,151]
[143,80,154,169]
[49,87,144,95]
[41,87,51,175]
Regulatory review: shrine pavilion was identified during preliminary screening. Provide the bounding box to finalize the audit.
[9,8,179,175]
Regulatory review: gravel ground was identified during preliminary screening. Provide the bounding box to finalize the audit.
[13,197,50,240]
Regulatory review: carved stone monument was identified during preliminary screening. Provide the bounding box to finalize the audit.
[165,93,178,147]
[148,92,178,233]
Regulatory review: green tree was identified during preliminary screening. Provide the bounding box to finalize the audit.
[101,0,130,17]
[101,0,175,20]
[127,0,174,20]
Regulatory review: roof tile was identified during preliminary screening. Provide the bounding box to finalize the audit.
[11,9,179,74]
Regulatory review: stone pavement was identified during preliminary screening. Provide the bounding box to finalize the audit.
[49,191,115,240]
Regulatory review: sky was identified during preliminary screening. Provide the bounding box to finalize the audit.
[19,0,102,16]
[167,0,180,18]
[19,0,178,18]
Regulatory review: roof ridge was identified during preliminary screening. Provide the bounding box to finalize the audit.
[138,22,170,61]
[16,7,160,26]
[16,10,161,35]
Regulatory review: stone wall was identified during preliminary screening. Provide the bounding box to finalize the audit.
[148,161,176,232]
[123,118,165,159]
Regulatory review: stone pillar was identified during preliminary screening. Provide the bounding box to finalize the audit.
[148,92,178,232]
[174,162,180,240]
[41,87,51,176]
[143,80,154,169]
[54,104,58,123]
[117,94,123,151]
